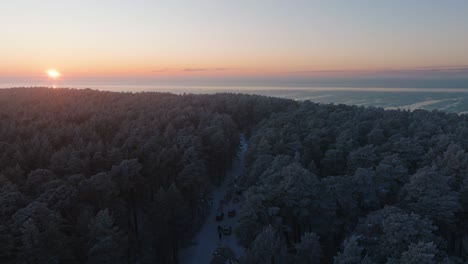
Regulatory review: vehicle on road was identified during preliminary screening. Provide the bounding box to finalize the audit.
[216,212,224,221]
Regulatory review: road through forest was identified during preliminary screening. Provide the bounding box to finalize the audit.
[179,135,247,264]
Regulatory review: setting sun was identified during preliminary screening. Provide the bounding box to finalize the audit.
[47,69,60,79]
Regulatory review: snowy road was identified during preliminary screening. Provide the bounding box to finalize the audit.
[179,136,247,264]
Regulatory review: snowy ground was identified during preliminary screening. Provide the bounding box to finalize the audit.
[179,136,248,264]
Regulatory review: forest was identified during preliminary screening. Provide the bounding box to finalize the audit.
[1,88,468,263]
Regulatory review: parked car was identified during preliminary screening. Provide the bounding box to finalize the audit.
[228,210,236,218]
[216,212,224,221]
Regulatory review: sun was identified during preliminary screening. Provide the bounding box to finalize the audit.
[46,69,61,79]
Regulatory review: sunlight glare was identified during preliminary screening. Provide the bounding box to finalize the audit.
[47,69,61,79]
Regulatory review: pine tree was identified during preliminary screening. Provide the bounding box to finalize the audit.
[294,232,321,264]
[334,236,367,264]
[401,166,459,224]
[243,225,288,264]
[389,242,438,264]
[87,209,126,264]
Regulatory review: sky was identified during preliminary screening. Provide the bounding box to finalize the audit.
[1,0,468,86]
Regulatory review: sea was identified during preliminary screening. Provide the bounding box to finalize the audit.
[3,83,468,114]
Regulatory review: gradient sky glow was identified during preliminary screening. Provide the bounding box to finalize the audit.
[1,0,468,85]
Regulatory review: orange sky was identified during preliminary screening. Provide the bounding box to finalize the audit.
[1,1,468,82]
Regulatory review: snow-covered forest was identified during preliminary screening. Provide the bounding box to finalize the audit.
[1,88,468,263]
